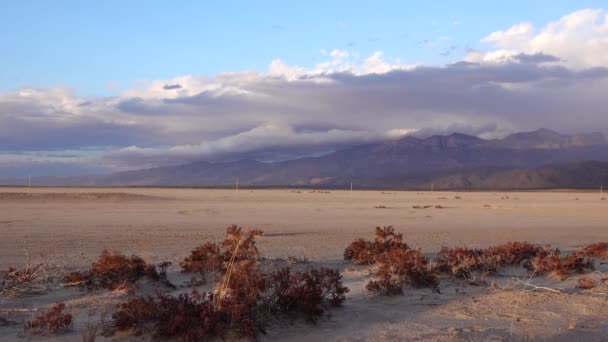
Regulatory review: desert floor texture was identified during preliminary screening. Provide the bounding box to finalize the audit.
[1,187,608,341]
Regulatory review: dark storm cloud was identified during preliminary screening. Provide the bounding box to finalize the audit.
[163,83,182,90]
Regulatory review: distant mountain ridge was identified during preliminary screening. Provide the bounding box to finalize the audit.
[4,129,608,189]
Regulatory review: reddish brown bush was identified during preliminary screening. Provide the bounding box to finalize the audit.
[26,302,72,334]
[367,248,439,295]
[483,241,547,267]
[344,226,409,265]
[343,238,375,265]
[577,276,597,289]
[112,291,256,341]
[581,242,608,259]
[437,246,485,280]
[181,225,264,279]
[267,267,349,322]
[528,250,594,280]
[64,250,163,290]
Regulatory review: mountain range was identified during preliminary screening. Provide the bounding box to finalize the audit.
[5,129,608,189]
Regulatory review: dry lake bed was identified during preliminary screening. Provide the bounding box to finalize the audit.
[1,187,608,341]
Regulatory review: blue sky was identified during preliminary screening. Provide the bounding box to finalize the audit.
[1,2,608,178]
[2,0,606,96]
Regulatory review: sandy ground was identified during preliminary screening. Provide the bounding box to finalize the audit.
[1,187,608,341]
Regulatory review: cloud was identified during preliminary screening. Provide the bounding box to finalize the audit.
[469,9,608,68]
[163,83,182,90]
[1,9,608,176]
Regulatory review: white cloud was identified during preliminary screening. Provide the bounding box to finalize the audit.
[469,9,608,68]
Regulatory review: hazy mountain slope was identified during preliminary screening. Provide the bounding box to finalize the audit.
[3,129,608,188]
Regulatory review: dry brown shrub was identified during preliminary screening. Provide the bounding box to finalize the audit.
[266,267,349,322]
[367,248,439,294]
[25,303,72,335]
[528,250,594,280]
[180,225,263,280]
[577,276,597,289]
[437,246,486,283]
[63,250,165,290]
[483,241,548,268]
[344,226,409,265]
[581,242,608,259]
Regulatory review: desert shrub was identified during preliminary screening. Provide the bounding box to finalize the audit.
[112,291,256,341]
[181,225,264,279]
[437,246,486,280]
[343,239,375,265]
[528,250,594,280]
[64,250,163,290]
[266,267,349,322]
[577,276,597,289]
[367,248,439,295]
[26,302,72,335]
[581,242,608,259]
[180,242,224,277]
[344,226,409,265]
[483,241,548,268]
[220,259,266,306]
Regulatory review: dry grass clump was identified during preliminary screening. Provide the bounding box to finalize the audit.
[64,250,169,290]
[344,226,409,265]
[366,248,439,295]
[25,302,72,335]
[1,263,56,297]
[581,242,608,259]
[112,226,349,339]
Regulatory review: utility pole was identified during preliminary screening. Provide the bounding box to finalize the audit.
[235,177,239,193]
[350,179,353,194]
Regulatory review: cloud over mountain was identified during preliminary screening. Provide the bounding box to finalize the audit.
[1,9,608,176]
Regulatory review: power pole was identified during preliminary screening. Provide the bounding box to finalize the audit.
[235,177,239,193]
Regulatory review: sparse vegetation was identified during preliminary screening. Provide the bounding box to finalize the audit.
[112,226,349,340]
[1,253,57,297]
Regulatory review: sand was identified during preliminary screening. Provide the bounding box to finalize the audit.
[1,187,608,341]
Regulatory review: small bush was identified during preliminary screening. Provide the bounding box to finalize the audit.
[267,267,349,322]
[26,302,72,335]
[367,248,439,294]
[483,241,548,268]
[64,250,162,290]
[577,276,597,289]
[344,226,409,265]
[180,225,263,279]
[528,250,594,280]
[437,246,485,280]
[112,291,256,341]
[581,242,608,259]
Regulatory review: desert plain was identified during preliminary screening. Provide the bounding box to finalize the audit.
[1,187,608,341]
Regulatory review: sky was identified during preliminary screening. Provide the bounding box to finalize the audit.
[1,1,608,178]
